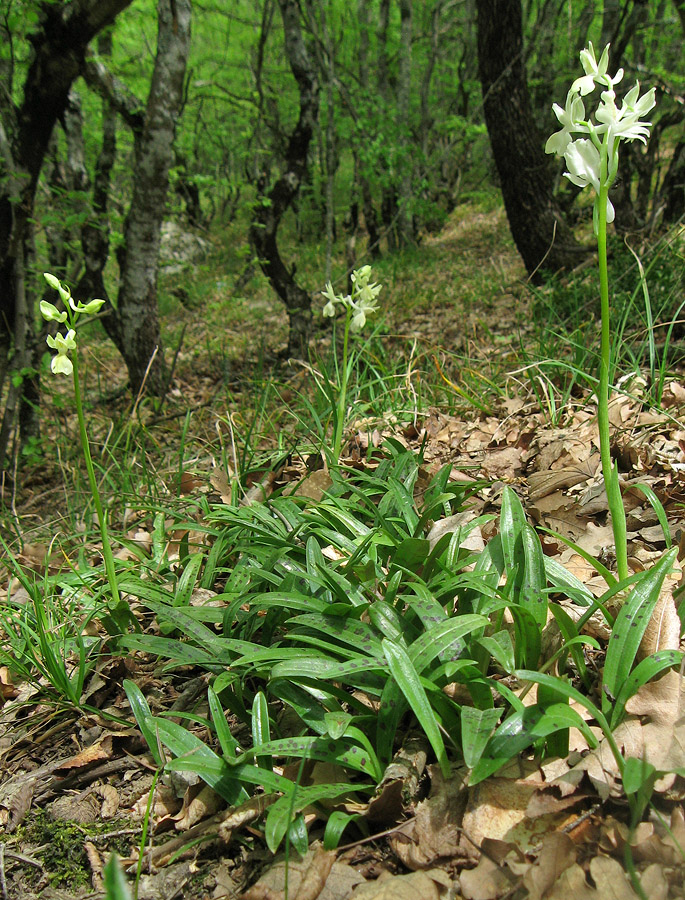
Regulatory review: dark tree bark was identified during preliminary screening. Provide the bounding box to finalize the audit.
[249,0,319,359]
[77,31,119,310]
[476,0,584,276]
[661,140,685,223]
[80,0,191,395]
[0,0,133,472]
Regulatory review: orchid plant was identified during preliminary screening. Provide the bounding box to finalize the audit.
[321,265,382,464]
[546,43,656,583]
[42,274,127,631]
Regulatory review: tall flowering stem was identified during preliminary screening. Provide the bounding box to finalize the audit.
[321,266,382,465]
[71,352,122,611]
[546,43,655,582]
[334,310,353,464]
[42,274,124,623]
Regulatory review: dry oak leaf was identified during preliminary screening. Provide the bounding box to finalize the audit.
[173,783,223,831]
[523,832,576,900]
[459,841,521,900]
[601,809,685,868]
[636,590,680,659]
[240,848,362,900]
[388,768,466,870]
[351,869,451,900]
[545,855,646,900]
[623,670,685,787]
[460,775,539,858]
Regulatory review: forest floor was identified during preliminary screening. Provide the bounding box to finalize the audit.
[1,205,685,900]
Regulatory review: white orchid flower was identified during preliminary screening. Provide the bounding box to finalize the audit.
[350,294,380,332]
[321,282,340,317]
[563,140,615,224]
[40,300,67,323]
[46,329,77,376]
[321,266,381,332]
[600,83,656,144]
[572,42,622,95]
[546,91,587,155]
[76,298,106,315]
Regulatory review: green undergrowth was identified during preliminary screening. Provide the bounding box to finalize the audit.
[96,441,681,853]
[517,226,685,424]
[18,810,131,889]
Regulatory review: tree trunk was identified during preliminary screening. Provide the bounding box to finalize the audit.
[397,0,415,247]
[0,0,133,473]
[249,0,319,359]
[107,0,191,395]
[78,31,118,309]
[476,0,584,276]
[356,0,381,258]
[661,140,685,223]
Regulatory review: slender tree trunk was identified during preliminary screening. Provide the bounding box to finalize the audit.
[376,0,398,250]
[476,0,584,276]
[249,0,320,358]
[397,0,415,246]
[356,0,381,258]
[108,0,191,395]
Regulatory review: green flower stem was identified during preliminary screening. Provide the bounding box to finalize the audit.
[72,352,122,609]
[332,309,352,464]
[597,153,629,583]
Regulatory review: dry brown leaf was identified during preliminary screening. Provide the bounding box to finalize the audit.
[6,779,34,833]
[601,811,685,867]
[564,718,643,799]
[545,856,641,900]
[479,446,525,480]
[624,671,685,781]
[426,511,484,552]
[523,832,576,900]
[351,869,451,900]
[637,590,680,658]
[367,735,428,826]
[84,840,104,892]
[54,735,114,773]
[174,784,223,831]
[241,849,363,900]
[388,769,465,869]
[639,864,670,900]
[292,469,333,503]
[460,776,537,856]
[528,467,592,501]
[459,852,517,900]
[218,793,277,843]
[210,467,233,503]
[292,849,337,900]
[587,855,641,899]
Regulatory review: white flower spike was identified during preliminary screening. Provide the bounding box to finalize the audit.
[546,43,655,233]
[321,266,381,332]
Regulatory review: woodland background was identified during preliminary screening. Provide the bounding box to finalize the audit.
[0,0,683,484]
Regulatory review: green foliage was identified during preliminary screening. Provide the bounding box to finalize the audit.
[104,855,133,900]
[113,443,682,845]
[0,541,105,708]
